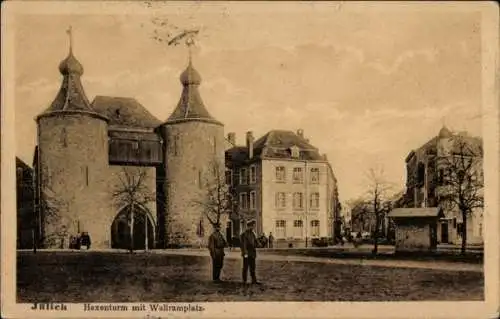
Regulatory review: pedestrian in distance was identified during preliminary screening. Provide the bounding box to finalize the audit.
[80,232,91,250]
[208,223,227,282]
[268,232,274,248]
[240,220,260,285]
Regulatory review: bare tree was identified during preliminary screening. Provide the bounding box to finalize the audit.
[364,167,394,254]
[112,167,156,252]
[438,135,483,255]
[192,159,236,231]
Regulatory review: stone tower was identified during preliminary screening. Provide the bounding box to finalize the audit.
[35,31,110,248]
[159,58,225,247]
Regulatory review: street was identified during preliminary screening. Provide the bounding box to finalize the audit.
[17,250,483,302]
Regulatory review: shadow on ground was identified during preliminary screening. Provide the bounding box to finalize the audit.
[17,251,483,302]
[259,248,484,264]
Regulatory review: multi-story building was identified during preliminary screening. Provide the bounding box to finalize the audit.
[403,126,483,244]
[225,129,340,247]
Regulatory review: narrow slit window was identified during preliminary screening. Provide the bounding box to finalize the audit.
[85,166,89,186]
[61,128,68,147]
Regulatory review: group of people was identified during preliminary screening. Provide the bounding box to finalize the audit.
[208,220,269,284]
[69,232,91,250]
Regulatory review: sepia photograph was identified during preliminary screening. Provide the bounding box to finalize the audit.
[1,1,498,318]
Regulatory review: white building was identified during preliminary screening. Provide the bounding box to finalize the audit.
[225,129,340,247]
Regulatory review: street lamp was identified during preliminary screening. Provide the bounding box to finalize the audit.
[304,160,308,248]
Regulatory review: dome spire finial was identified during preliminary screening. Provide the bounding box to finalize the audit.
[66,25,73,54]
[186,35,195,66]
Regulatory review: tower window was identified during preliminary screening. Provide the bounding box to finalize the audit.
[198,170,203,189]
[172,135,180,156]
[61,128,68,147]
[85,166,89,186]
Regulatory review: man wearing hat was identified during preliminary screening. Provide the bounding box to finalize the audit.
[240,220,260,284]
[208,223,227,282]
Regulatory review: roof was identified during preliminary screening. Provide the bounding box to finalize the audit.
[164,61,221,125]
[408,127,483,160]
[225,146,250,164]
[37,50,107,121]
[91,96,161,129]
[388,207,444,218]
[226,130,326,163]
[16,157,32,171]
[254,130,324,160]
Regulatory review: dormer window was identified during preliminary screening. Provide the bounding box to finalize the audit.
[290,145,300,159]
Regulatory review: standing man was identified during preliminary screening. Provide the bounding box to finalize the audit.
[240,220,259,284]
[208,223,227,282]
[268,232,274,248]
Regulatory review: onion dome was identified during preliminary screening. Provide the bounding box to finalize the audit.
[58,51,84,75]
[36,29,107,122]
[179,60,201,86]
[438,125,452,138]
[164,59,221,125]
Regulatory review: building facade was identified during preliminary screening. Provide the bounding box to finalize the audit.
[225,130,340,247]
[403,126,483,245]
[30,40,224,249]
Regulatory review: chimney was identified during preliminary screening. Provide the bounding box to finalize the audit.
[246,131,254,159]
[227,132,236,145]
[323,153,328,160]
[297,129,304,138]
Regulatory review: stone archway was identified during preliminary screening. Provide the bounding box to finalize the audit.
[111,205,154,250]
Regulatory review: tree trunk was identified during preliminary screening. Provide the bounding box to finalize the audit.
[130,202,135,253]
[461,210,467,255]
[372,214,379,255]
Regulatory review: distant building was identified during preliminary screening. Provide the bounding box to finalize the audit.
[16,158,35,249]
[225,129,340,247]
[403,126,483,245]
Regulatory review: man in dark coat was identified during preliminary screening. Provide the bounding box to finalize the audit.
[240,220,260,284]
[208,223,227,282]
[268,232,274,248]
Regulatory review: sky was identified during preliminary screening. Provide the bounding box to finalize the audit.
[13,2,483,203]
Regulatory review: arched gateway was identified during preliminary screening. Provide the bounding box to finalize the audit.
[111,205,155,250]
